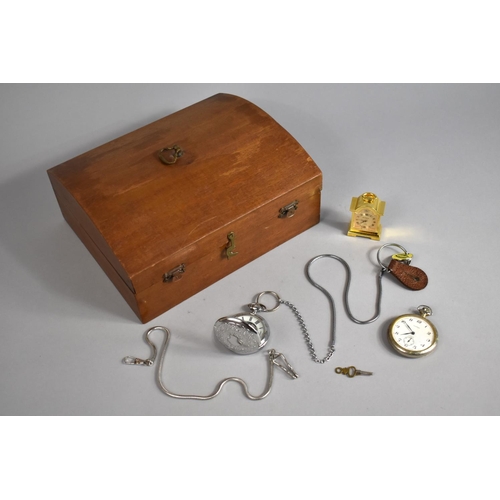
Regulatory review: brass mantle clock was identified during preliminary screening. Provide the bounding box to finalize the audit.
[347,192,385,240]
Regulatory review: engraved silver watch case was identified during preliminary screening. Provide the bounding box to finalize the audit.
[214,304,271,355]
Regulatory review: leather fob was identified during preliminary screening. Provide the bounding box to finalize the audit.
[388,259,428,290]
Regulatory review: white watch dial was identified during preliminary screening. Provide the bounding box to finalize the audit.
[389,314,437,357]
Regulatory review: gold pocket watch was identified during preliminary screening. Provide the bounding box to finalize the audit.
[388,305,438,358]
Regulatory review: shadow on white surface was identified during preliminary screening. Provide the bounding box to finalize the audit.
[0,167,138,322]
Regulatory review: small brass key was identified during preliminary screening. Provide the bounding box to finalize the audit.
[335,366,373,378]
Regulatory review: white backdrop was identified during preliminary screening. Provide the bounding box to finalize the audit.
[1,83,499,416]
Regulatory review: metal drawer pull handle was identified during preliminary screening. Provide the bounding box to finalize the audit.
[278,200,299,218]
[158,145,184,165]
[163,264,185,282]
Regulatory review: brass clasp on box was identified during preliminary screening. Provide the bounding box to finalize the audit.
[158,145,184,165]
[225,232,238,259]
[278,200,299,218]
[163,263,185,282]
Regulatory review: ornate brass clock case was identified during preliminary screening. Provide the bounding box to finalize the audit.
[347,192,386,240]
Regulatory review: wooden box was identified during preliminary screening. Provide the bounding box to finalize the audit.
[47,93,322,323]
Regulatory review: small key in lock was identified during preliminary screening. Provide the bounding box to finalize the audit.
[335,366,373,378]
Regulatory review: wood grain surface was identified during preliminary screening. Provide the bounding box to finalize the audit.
[47,93,322,322]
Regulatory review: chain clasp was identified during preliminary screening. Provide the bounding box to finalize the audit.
[269,350,299,379]
[122,356,154,366]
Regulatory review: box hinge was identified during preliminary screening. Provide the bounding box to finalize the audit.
[163,263,186,282]
[278,200,299,218]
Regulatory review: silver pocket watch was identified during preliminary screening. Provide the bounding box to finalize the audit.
[214,292,279,354]
[214,290,336,363]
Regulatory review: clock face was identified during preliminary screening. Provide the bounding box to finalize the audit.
[214,314,270,354]
[353,209,378,231]
[388,314,438,357]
